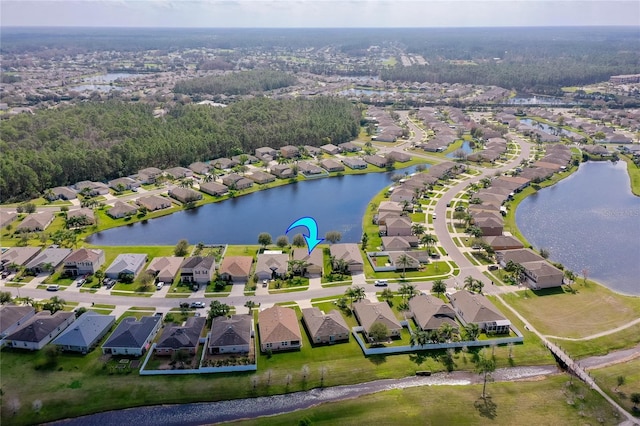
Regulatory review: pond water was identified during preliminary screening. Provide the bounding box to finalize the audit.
[516,161,640,295]
[507,96,574,105]
[70,73,138,92]
[519,118,573,137]
[89,168,419,246]
[446,141,473,158]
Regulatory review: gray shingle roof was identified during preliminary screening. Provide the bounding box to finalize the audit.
[102,316,160,349]
[301,307,349,340]
[6,311,74,343]
[52,312,115,348]
[157,316,206,350]
[209,314,252,348]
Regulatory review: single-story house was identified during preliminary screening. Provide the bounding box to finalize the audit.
[222,173,254,190]
[67,208,96,226]
[25,248,72,274]
[258,305,302,352]
[105,253,148,280]
[386,151,411,163]
[219,256,253,282]
[53,311,116,354]
[0,305,36,339]
[75,181,110,196]
[63,248,106,276]
[211,158,238,169]
[520,260,564,289]
[389,188,415,204]
[155,316,206,356]
[409,294,458,332]
[320,144,340,155]
[7,310,75,351]
[145,256,183,284]
[474,216,503,237]
[329,244,364,273]
[0,211,18,228]
[208,314,253,354]
[448,290,510,334]
[496,248,545,268]
[136,195,172,211]
[0,247,41,270]
[381,215,413,237]
[108,177,141,191]
[16,212,55,233]
[389,251,422,270]
[255,252,289,281]
[341,157,367,170]
[247,171,276,184]
[180,256,216,285]
[381,236,419,251]
[378,201,404,215]
[297,161,324,175]
[169,187,203,203]
[255,147,277,160]
[189,161,211,175]
[137,167,163,184]
[280,145,300,159]
[364,155,388,168]
[107,201,138,219]
[302,307,349,344]
[320,158,344,172]
[482,235,524,251]
[164,166,193,179]
[338,142,360,152]
[270,164,295,179]
[102,315,162,356]
[353,300,402,341]
[48,186,78,201]
[292,248,323,276]
[199,181,229,196]
[232,154,260,164]
[303,145,321,156]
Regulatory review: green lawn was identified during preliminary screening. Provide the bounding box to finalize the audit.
[621,155,640,196]
[234,374,620,426]
[550,323,640,360]
[499,285,640,339]
[590,358,640,416]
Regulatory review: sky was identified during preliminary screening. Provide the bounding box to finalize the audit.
[2,0,639,28]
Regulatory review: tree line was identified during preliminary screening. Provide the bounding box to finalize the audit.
[0,96,360,202]
[174,70,298,96]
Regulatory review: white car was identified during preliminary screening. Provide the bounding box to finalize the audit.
[190,301,206,309]
[156,282,164,290]
[374,280,389,287]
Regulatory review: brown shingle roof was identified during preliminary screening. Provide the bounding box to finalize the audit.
[258,306,301,345]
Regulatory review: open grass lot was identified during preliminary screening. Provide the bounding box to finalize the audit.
[621,155,640,196]
[499,285,640,339]
[233,374,621,426]
[590,358,640,416]
[551,323,640,360]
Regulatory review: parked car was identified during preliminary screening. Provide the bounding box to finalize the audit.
[190,301,206,309]
[156,282,164,291]
[374,280,388,287]
[262,279,268,287]
[488,265,499,271]
[46,285,60,291]
[104,278,116,289]
[75,278,86,287]
[179,302,190,309]
[1,271,10,279]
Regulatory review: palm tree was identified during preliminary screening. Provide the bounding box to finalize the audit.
[463,275,476,291]
[410,329,429,347]
[380,288,394,305]
[396,254,412,278]
[411,223,425,237]
[43,188,55,202]
[345,286,365,309]
[463,323,480,341]
[431,279,447,297]
[398,283,418,301]
[438,323,455,342]
[420,234,436,254]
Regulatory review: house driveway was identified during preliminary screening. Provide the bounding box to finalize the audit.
[351,272,367,286]
[308,276,322,291]
[230,282,245,297]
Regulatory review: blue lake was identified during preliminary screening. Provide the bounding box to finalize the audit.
[89,168,418,246]
[446,141,473,158]
[516,161,640,295]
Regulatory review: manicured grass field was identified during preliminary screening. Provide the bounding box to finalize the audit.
[590,358,640,416]
[551,323,640,360]
[234,374,621,426]
[500,285,640,339]
[621,155,640,196]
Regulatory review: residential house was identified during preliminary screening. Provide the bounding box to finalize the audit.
[448,290,510,334]
[353,300,402,340]
[0,305,35,339]
[495,248,544,268]
[338,142,360,152]
[520,260,564,289]
[164,166,193,179]
[409,294,458,332]
[389,188,415,204]
[63,248,106,276]
[0,211,17,228]
[108,177,141,191]
[199,181,229,196]
[222,173,254,190]
[320,144,340,155]
[297,161,324,176]
[280,145,300,159]
[25,248,72,274]
[341,157,367,170]
[382,216,413,237]
[180,256,216,285]
[258,305,302,352]
[329,244,364,273]
[101,316,162,356]
[107,201,138,219]
[0,247,41,270]
[189,161,211,175]
[232,154,260,164]
[303,145,321,156]
[255,252,289,281]
[389,251,422,270]
[474,216,503,237]
[74,181,110,196]
[208,314,253,354]
[482,235,524,251]
[48,186,77,201]
[320,158,344,172]
[155,316,206,356]
[52,312,115,354]
[6,310,75,350]
[255,147,277,161]
[169,187,203,203]
[105,253,148,280]
[247,171,276,185]
[16,212,55,233]
[63,210,94,229]
[211,158,237,169]
[136,195,172,212]
[378,201,404,215]
[381,236,419,251]
[270,164,295,179]
[302,307,349,344]
[292,248,323,276]
[145,256,183,284]
[219,256,253,282]
[386,151,411,163]
[364,155,388,168]
[137,167,163,184]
